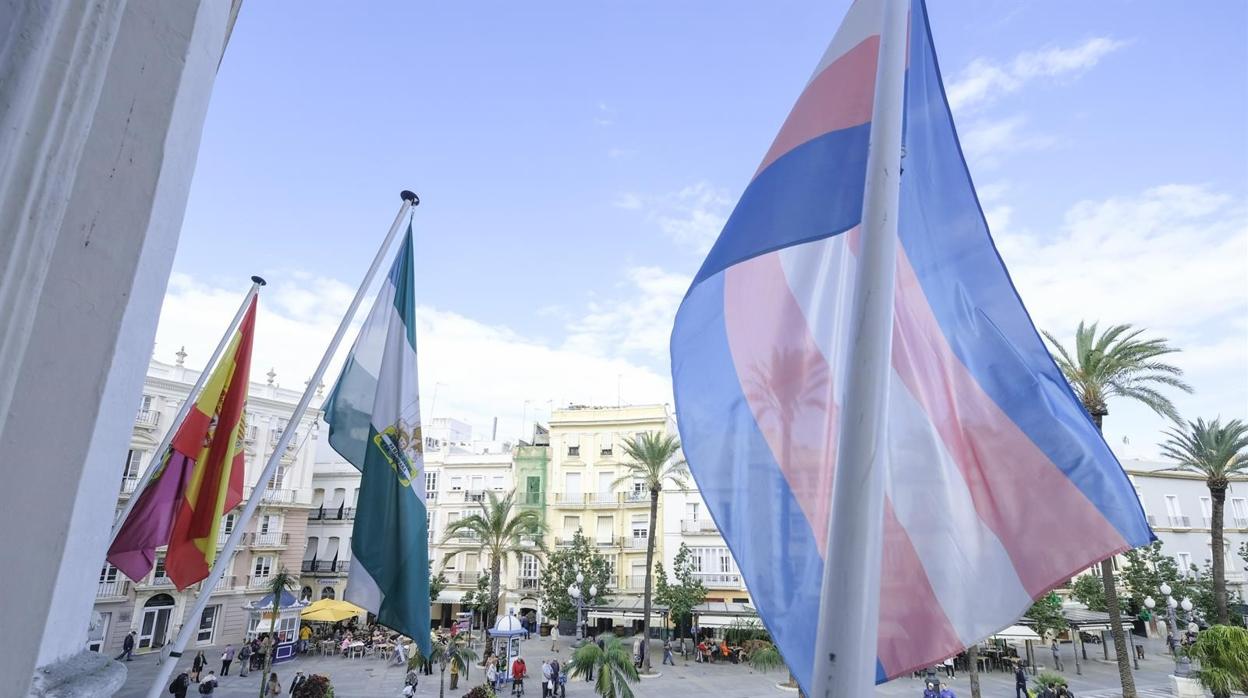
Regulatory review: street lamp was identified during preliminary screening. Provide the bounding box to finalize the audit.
[568,571,599,642]
[1145,584,1196,677]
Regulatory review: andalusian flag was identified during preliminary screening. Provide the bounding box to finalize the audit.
[323,226,430,655]
[107,298,256,589]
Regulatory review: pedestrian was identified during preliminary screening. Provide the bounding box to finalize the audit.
[549,659,561,698]
[220,644,234,676]
[943,654,955,678]
[1014,664,1028,698]
[115,630,136,662]
[512,656,527,695]
[191,651,206,683]
[923,679,941,698]
[550,626,559,653]
[486,659,498,691]
[299,625,312,653]
[1038,682,1059,698]
[238,642,251,677]
[663,638,675,666]
[289,671,306,695]
[198,670,218,695]
[1056,685,1075,698]
[1050,640,1063,672]
[265,672,281,696]
[449,657,460,690]
[169,672,189,698]
[541,659,552,698]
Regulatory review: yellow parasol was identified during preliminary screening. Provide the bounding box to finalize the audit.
[300,598,366,622]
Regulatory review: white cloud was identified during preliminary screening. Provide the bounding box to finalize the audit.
[959,116,1056,169]
[153,269,676,445]
[997,184,1248,455]
[618,181,733,253]
[948,37,1126,112]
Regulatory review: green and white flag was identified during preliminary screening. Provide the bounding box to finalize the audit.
[323,226,430,655]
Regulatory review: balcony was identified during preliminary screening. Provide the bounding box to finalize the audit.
[244,487,296,505]
[1234,517,1248,529]
[245,425,259,442]
[626,574,647,590]
[520,492,544,507]
[444,570,479,586]
[681,519,717,534]
[461,490,487,503]
[622,536,650,550]
[426,490,438,502]
[135,410,161,429]
[96,580,130,599]
[246,531,289,548]
[519,534,542,547]
[148,575,174,588]
[551,492,588,507]
[1168,515,1191,529]
[594,536,619,548]
[623,491,649,507]
[211,576,240,592]
[249,575,274,589]
[120,476,140,495]
[519,577,541,591]
[1146,515,1159,527]
[590,492,619,506]
[692,572,743,588]
[302,559,350,575]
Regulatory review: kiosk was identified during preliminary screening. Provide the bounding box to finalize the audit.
[244,590,310,664]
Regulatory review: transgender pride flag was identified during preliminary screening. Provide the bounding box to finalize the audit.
[669,0,1153,690]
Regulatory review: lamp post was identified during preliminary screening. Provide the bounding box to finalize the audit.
[1145,584,1195,677]
[568,571,598,642]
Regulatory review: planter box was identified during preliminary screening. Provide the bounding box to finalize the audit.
[1170,675,1203,698]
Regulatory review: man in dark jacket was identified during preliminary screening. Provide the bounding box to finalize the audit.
[116,631,136,661]
[1015,665,1028,698]
[289,671,307,694]
[168,672,189,698]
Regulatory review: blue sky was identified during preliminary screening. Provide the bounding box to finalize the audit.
[159,0,1247,457]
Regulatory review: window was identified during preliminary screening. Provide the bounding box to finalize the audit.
[123,450,143,477]
[596,516,614,544]
[491,475,505,490]
[1164,495,1182,516]
[426,471,439,494]
[1232,498,1248,526]
[450,476,464,491]
[631,514,648,541]
[100,564,119,583]
[253,556,273,579]
[1200,497,1212,519]
[567,434,580,457]
[222,513,237,534]
[197,605,219,644]
[154,555,167,580]
[139,394,154,412]
[1175,552,1192,575]
[562,516,580,537]
[353,488,360,507]
[312,488,325,508]
[521,554,539,579]
[565,473,582,498]
[321,586,336,600]
[525,476,542,506]
[685,502,700,521]
[599,434,613,456]
[465,553,479,573]
[631,479,646,500]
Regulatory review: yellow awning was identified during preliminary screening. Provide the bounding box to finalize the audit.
[300,598,366,622]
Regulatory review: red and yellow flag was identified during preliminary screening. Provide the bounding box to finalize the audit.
[164,298,257,589]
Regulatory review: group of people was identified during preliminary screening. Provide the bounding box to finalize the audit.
[167,667,305,697]
[693,637,741,664]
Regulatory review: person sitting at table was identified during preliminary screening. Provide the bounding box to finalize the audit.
[696,641,709,663]
[719,640,731,663]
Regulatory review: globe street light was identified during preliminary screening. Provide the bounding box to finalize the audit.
[568,570,599,641]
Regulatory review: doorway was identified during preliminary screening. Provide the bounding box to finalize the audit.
[139,593,175,649]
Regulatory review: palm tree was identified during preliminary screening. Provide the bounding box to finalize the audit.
[442,489,547,630]
[1159,418,1248,624]
[1185,624,1248,698]
[966,645,981,698]
[411,632,478,698]
[1044,321,1192,698]
[616,431,689,673]
[568,634,640,698]
[258,569,296,698]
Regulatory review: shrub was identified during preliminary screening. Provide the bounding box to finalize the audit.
[1185,625,1248,698]
[292,674,334,698]
[1031,670,1067,691]
[462,684,496,698]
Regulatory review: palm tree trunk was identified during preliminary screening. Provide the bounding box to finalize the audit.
[642,488,659,672]
[967,644,981,698]
[1089,411,1137,698]
[490,554,503,631]
[1210,484,1229,624]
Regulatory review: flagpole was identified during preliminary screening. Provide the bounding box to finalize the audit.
[809,0,908,695]
[144,191,419,698]
[108,276,267,548]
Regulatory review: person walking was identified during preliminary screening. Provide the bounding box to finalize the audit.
[449,657,460,690]
[168,672,190,698]
[541,660,552,698]
[943,655,955,679]
[1050,641,1063,672]
[550,659,562,698]
[265,672,281,696]
[289,671,306,695]
[511,656,527,695]
[220,644,234,676]
[486,660,498,692]
[1014,664,1028,698]
[663,638,675,666]
[550,626,559,653]
[115,631,136,662]
[198,670,218,694]
[238,642,251,677]
[191,651,206,683]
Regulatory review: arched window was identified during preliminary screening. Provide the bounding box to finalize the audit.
[320,587,335,600]
[301,586,313,601]
[145,593,175,608]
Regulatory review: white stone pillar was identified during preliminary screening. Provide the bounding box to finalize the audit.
[0,1,238,695]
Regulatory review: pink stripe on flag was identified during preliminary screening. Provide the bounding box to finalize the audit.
[877,499,964,676]
[723,251,838,554]
[107,451,195,582]
[890,246,1129,597]
[755,36,880,178]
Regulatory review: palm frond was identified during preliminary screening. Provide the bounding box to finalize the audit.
[1045,321,1190,418]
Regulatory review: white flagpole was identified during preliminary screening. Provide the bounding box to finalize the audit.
[809,0,908,695]
[144,191,419,698]
[108,276,266,548]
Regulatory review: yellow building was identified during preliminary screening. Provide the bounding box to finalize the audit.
[546,405,674,602]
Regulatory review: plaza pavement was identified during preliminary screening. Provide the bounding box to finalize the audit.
[114,634,1191,697]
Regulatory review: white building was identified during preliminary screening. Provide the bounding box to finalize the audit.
[91,357,321,656]
[1124,458,1248,597]
[660,486,752,606]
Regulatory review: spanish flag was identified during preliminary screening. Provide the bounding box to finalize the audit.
[107,298,256,589]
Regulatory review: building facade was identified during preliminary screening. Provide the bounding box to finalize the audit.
[91,358,321,656]
[1124,459,1248,598]
[545,405,675,611]
[660,486,752,606]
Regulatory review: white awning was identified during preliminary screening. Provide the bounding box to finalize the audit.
[992,625,1041,642]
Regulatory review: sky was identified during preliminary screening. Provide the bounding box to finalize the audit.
[157,0,1248,460]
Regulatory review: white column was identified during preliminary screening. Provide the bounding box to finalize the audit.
[0,1,238,695]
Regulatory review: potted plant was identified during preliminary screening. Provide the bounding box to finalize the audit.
[1184,625,1248,698]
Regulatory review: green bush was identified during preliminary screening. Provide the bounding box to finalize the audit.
[292,674,334,698]
[1185,625,1248,698]
[1031,670,1067,691]
[462,684,496,698]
